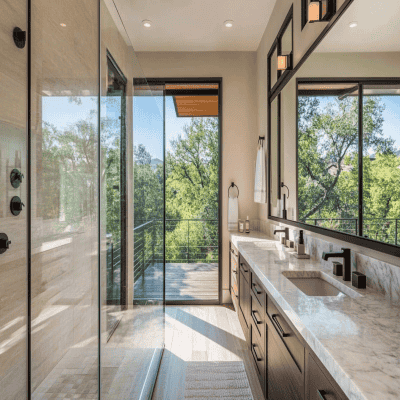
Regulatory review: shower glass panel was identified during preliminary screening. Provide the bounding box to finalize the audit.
[0,1,28,399]
[31,0,100,397]
[101,1,165,398]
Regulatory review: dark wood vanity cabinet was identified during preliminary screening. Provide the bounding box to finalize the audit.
[238,255,251,343]
[230,242,239,310]
[306,351,347,400]
[229,243,349,400]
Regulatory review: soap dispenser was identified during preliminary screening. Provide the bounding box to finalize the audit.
[297,230,305,255]
[245,216,250,233]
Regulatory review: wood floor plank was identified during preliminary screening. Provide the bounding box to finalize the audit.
[152,305,264,400]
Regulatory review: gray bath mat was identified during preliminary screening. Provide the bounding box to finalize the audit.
[184,361,254,399]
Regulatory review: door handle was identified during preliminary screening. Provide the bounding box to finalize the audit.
[252,283,262,295]
[271,314,290,337]
[252,344,262,362]
[317,390,328,400]
[252,310,262,325]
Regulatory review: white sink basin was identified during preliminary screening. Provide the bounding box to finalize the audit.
[282,271,362,298]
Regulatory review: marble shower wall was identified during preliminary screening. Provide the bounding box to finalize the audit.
[257,219,400,304]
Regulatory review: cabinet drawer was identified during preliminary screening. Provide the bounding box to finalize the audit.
[307,353,343,400]
[251,273,265,308]
[239,255,250,283]
[268,327,303,400]
[250,320,266,397]
[250,291,265,351]
[231,285,239,312]
[267,295,304,373]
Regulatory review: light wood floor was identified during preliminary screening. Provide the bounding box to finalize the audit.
[152,306,264,400]
[134,263,219,301]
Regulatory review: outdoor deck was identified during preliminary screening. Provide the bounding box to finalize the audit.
[134,262,219,301]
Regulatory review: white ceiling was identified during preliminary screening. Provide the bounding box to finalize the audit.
[112,0,277,51]
[316,0,400,53]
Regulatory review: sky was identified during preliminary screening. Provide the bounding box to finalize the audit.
[315,95,400,152]
[42,95,191,161]
[42,93,400,160]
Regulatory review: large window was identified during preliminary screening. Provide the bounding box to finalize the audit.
[298,80,400,246]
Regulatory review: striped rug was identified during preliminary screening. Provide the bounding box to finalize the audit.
[184,361,254,399]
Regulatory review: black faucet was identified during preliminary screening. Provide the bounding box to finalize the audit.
[322,248,351,281]
[273,227,289,242]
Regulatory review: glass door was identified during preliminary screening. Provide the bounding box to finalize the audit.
[104,53,127,336]
[164,83,220,302]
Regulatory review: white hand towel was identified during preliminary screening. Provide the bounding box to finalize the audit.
[228,196,238,232]
[254,142,267,203]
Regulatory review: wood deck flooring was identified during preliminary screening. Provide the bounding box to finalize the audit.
[134,262,219,301]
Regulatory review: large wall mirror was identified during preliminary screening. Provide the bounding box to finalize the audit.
[269,0,400,255]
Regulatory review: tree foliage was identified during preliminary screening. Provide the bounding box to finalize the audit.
[299,95,400,243]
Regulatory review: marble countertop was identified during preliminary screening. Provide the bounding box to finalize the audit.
[230,231,400,400]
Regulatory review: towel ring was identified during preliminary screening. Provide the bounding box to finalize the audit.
[228,182,239,198]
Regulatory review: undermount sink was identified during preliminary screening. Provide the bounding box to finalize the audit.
[282,271,362,298]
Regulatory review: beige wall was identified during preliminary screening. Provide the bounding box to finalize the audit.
[136,51,259,302]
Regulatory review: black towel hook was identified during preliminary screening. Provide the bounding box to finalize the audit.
[258,136,265,146]
[228,182,239,198]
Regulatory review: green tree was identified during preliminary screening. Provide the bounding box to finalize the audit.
[298,95,393,225]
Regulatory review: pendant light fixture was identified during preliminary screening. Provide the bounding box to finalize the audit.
[277,54,292,71]
[308,0,335,23]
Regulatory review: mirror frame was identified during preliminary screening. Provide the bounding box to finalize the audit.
[267,0,400,258]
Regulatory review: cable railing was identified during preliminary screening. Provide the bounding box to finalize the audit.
[106,237,121,303]
[134,219,219,282]
[303,217,400,245]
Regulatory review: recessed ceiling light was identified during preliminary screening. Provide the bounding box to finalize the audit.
[224,20,234,28]
[349,21,358,28]
[60,23,66,27]
[142,20,152,28]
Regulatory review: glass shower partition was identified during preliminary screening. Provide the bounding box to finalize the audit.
[0,0,165,398]
[100,1,165,399]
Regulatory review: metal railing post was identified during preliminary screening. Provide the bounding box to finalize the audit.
[142,227,145,279]
[187,220,190,262]
[152,221,155,266]
[111,242,114,285]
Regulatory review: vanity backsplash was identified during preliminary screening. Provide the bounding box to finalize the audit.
[256,219,400,304]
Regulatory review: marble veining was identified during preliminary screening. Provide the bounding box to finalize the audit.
[257,219,400,303]
[230,231,400,400]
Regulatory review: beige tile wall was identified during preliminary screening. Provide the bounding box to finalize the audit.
[0,1,28,399]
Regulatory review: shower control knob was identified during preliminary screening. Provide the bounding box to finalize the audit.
[0,233,11,254]
[10,169,24,188]
[10,196,25,216]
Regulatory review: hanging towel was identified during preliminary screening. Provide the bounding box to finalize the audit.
[228,196,238,232]
[254,141,267,203]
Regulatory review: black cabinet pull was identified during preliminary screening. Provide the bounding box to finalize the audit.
[252,310,262,325]
[232,269,238,274]
[252,344,262,362]
[317,390,328,400]
[252,283,262,295]
[240,263,249,273]
[271,314,290,337]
